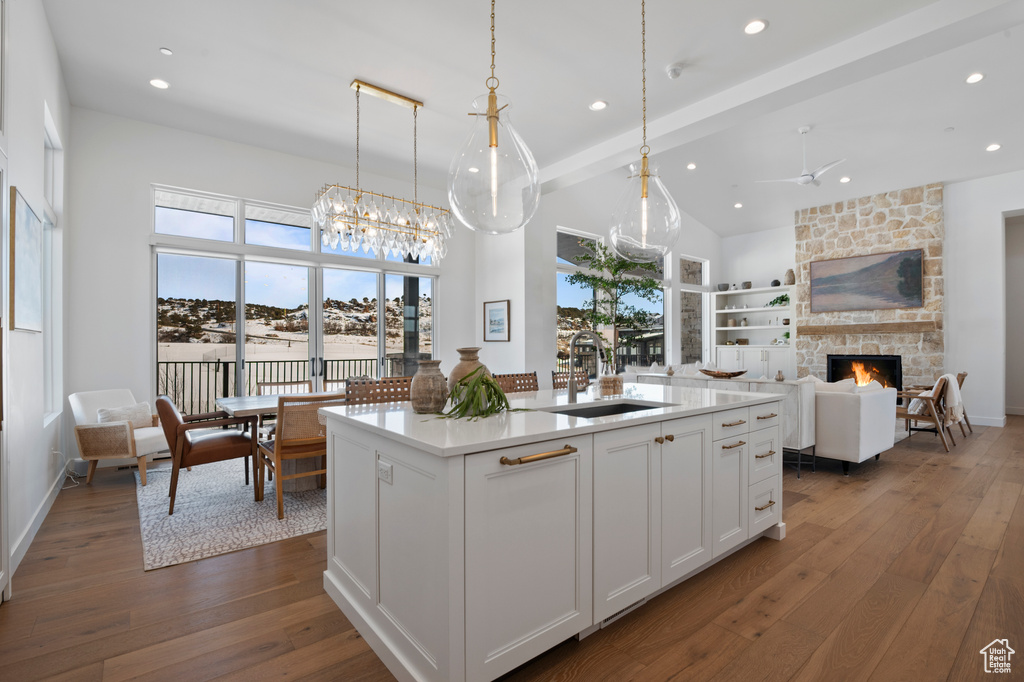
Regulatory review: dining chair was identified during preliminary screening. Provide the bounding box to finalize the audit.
[345,376,413,405]
[895,375,957,452]
[257,393,348,519]
[955,371,973,435]
[492,372,539,394]
[155,396,259,515]
[256,380,313,395]
[552,370,590,390]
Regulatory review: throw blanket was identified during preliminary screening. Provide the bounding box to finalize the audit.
[908,374,964,427]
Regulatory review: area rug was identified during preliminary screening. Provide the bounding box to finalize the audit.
[134,460,326,570]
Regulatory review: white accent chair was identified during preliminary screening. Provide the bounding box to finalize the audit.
[814,380,897,475]
[68,389,169,485]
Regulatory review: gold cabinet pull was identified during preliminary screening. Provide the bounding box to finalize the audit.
[755,500,776,512]
[665,434,675,442]
[655,434,675,445]
[722,419,746,428]
[655,436,665,444]
[755,450,776,459]
[500,445,578,466]
[756,413,777,420]
[722,440,746,450]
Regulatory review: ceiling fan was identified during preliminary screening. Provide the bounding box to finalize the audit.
[757,126,845,186]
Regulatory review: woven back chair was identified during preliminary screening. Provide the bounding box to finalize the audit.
[256,380,313,395]
[493,372,539,394]
[257,393,348,519]
[552,370,590,390]
[345,376,413,405]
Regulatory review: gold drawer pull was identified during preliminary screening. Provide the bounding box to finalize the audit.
[500,445,578,466]
[755,500,776,512]
[722,419,746,428]
[755,450,776,459]
[722,440,746,450]
[654,434,676,445]
[757,413,777,420]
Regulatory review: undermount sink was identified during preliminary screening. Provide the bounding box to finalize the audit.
[539,400,673,419]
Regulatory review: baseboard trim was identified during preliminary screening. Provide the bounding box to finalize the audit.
[972,415,1008,427]
[1005,407,1024,416]
[10,465,64,580]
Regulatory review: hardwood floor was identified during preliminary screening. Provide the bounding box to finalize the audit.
[1,417,1021,681]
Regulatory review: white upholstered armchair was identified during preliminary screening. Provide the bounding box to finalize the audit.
[68,389,169,485]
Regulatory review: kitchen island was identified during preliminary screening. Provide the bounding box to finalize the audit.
[320,383,784,682]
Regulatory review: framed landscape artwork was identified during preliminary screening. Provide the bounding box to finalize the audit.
[10,186,43,332]
[810,249,923,313]
[483,299,510,342]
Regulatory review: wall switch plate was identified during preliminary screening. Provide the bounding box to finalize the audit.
[377,461,393,485]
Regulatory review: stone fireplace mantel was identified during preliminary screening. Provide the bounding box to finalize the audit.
[798,321,938,336]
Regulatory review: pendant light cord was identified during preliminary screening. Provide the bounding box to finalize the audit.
[490,0,497,83]
[413,106,419,206]
[640,0,649,156]
[355,85,361,193]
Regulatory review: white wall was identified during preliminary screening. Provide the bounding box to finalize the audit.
[4,0,72,575]
[1005,217,1024,414]
[66,107,476,426]
[719,225,795,289]
[944,168,1024,426]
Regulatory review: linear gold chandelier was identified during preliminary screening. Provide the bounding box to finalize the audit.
[313,80,452,262]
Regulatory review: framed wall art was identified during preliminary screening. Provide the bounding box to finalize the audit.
[810,249,923,313]
[10,186,42,332]
[483,299,510,342]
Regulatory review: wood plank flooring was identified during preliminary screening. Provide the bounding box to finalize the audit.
[1,417,1022,681]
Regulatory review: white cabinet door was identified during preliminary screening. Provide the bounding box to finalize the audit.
[712,435,749,557]
[764,348,795,381]
[593,423,661,623]
[716,347,741,371]
[739,348,764,375]
[660,415,713,585]
[465,436,593,681]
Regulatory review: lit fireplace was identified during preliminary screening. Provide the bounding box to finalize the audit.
[827,355,902,391]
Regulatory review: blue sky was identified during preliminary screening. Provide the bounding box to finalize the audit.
[557,272,661,313]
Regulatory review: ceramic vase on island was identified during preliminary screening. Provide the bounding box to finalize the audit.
[447,347,491,391]
[411,359,448,414]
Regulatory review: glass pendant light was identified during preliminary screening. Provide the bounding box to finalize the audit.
[448,0,540,235]
[609,0,681,263]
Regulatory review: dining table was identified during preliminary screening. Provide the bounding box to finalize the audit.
[216,394,332,492]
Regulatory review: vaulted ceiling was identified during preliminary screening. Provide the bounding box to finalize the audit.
[42,0,1024,236]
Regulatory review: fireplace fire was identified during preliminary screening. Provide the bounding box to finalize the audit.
[827,355,902,391]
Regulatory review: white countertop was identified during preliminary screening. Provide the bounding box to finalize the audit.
[320,383,782,457]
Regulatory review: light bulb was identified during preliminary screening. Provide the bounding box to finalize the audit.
[609,158,681,262]
[448,93,540,234]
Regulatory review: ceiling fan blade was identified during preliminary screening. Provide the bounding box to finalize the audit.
[809,158,846,179]
[812,178,821,187]
[755,177,804,184]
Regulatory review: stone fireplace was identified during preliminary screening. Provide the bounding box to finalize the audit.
[794,184,944,389]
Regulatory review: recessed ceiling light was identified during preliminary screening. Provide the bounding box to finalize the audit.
[149,78,170,89]
[686,163,696,170]
[840,176,851,183]
[734,203,743,209]
[987,143,1001,152]
[468,167,480,173]
[159,47,174,56]
[944,126,956,133]
[965,72,984,84]
[588,100,607,111]
[744,19,768,35]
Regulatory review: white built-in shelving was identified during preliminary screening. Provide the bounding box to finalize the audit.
[713,285,796,379]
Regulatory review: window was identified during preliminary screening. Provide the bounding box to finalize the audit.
[556,230,599,373]
[679,256,707,364]
[42,114,64,419]
[153,186,438,412]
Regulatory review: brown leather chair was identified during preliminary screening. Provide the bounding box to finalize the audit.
[155,396,259,515]
[552,370,590,390]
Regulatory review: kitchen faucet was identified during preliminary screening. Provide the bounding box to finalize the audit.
[567,330,606,403]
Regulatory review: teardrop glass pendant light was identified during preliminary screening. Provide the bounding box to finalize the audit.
[448,0,540,235]
[609,0,681,262]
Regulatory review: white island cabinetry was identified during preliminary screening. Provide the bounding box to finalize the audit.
[322,385,783,682]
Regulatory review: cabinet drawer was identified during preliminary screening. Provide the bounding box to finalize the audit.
[749,475,782,536]
[748,426,781,485]
[749,404,780,430]
[712,407,749,441]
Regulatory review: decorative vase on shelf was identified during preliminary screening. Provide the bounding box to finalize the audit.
[741,281,752,289]
[784,268,796,285]
[775,370,785,382]
[447,347,491,391]
[740,318,748,327]
[411,360,448,414]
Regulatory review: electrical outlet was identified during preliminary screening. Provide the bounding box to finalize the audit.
[377,461,393,485]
